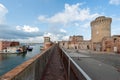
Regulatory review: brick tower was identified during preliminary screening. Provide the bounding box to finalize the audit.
[91,16,112,51]
[91,16,112,42]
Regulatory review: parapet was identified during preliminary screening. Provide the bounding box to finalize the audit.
[91,16,112,27]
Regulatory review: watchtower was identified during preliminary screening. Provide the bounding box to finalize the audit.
[91,16,112,43]
[44,37,52,49]
[44,37,51,43]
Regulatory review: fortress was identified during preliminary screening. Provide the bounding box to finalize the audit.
[91,16,112,43]
[58,16,120,53]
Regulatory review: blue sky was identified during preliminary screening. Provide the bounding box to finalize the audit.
[0,0,120,43]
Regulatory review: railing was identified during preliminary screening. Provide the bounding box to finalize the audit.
[0,45,54,80]
[59,47,92,80]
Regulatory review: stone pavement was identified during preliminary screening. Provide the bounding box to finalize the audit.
[41,46,66,80]
[66,49,120,80]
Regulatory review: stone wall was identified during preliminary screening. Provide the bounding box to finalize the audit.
[101,35,120,53]
[0,45,54,80]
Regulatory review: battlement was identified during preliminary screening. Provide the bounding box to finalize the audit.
[91,16,112,27]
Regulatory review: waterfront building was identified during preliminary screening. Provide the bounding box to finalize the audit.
[0,41,19,52]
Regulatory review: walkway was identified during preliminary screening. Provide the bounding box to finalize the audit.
[67,50,120,80]
[41,46,66,80]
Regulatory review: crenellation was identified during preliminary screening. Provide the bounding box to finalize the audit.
[95,16,105,21]
[92,18,111,27]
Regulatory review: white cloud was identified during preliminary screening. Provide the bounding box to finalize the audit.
[37,3,102,41]
[38,15,47,22]
[16,25,39,33]
[61,36,69,41]
[25,36,43,43]
[60,29,67,33]
[14,29,68,43]
[10,36,44,43]
[109,0,120,5]
[38,3,100,25]
[43,32,68,42]
[0,3,8,24]
[74,23,80,27]
[82,22,90,28]
[43,32,59,41]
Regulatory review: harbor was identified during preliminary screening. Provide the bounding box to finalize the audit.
[0,43,42,76]
[0,0,120,79]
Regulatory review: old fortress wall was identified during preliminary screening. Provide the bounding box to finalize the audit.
[57,16,120,53]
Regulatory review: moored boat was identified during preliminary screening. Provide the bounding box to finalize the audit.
[27,46,33,51]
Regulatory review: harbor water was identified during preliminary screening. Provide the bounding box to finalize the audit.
[0,43,42,76]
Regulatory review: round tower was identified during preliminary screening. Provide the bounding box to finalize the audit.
[91,16,112,43]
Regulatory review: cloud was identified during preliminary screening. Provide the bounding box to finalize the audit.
[38,3,101,40]
[0,3,8,24]
[109,0,120,5]
[43,30,68,41]
[0,23,67,43]
[61,35,69,41]
[18,30,68,43]
[43,32,59,41]
[38,3,100,25]
[82,22,90,28]
[6,36,44,43]
[0,4,42,42]
[16,25,39,33]
[0,24,42,40]
[60,29,67,33]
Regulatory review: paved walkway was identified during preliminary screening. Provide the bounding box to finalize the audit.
[41,46,66,80]
[68,52,90,57]
[67,50,120,80]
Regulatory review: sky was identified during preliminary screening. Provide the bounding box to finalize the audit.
[0,0,120,43]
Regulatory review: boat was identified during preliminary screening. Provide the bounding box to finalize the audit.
[27,46,33,51]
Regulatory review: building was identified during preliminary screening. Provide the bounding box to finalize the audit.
[59,41,69,49]
[102,35,120,53]
[0,41,19,51]
[69,35,83,49]
[59,35,92,50]
[78,40,91,50]
[44,37,53,50]
[59,16,115,53]
[69,35,83,42]
[59,16,120,53]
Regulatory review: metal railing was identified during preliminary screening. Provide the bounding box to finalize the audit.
[59,46,92,80]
